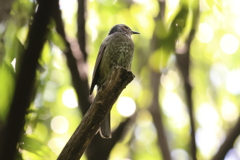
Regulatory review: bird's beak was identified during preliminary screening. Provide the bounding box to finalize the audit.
[132,31,140,34]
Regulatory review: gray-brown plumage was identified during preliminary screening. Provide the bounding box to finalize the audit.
[90,24,139,139]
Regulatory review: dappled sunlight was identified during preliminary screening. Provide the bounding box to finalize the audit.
[52,46,65,70]
[117,96,136,117]
[226,69,240,95]
[196,23,214,43]
[59,0,77,24]
[196,127,224,158]
[196,103,220,128]
[224,148,240,160]
[209,63,228,87]
[134,123,156,145]
[221,100,239,122]
[43,81,58,102]
[171,149,189,160]
[51,116,69,134]
[220,34,239,54]
[87,9,99,42]
[2,0,240,159]
[62,88,78,108]
[234,18,240,35]
[97,0,118,6]
[230,0,240,15]
[200,0,210,12]
[48,138,65,155]
[162,92,189,128]
[161,70,180,91]
[50,69,65,86]
[166,0,180,10]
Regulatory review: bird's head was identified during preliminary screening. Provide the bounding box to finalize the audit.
[108,24,140,37]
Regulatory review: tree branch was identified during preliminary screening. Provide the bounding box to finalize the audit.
[52,1,92,115]
[175,2,199,159]
[57,67,135,160]
[148,0,171,159]
[77,0,87,61]
[53,3,132,159]
[149,71,171,160]
[0,0,57,159]
[86,118,130,160]
[175,31,196,160]
[212,118,240,160]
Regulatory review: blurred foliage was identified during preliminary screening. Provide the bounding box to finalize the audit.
[1,0,240,160]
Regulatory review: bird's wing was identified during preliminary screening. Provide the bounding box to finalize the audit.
[89,42,107,95]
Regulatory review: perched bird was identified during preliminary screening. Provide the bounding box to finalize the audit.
[90,24,140,139]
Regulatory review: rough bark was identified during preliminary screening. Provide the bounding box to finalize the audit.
[86,118,130,160]
[57,67,134,160]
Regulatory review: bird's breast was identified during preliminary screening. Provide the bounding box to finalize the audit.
[97,33,134,85]
[106,34,134,69]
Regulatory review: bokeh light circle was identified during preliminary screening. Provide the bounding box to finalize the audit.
[220,34,239,54]
[226,69,240,94]
[234,18,240,35]
[221,100,238,122]
[161,70,180,91]
[171,149,189,160]
[196,23,214,43]
[209,63,228,87]
[62,88,78,108]
[48,138,65,154]
[51,116,69,134]
[117,97,136,117]
[196,103,219,128]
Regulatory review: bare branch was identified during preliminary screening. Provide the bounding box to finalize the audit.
[52,1,92,115]
[175,2,199,159]
[148,0,171,159]
[77,0,87,61]
[175,31,196,160]
[86,118,130,160]
[57,67,135,160]
[149,71,171,160]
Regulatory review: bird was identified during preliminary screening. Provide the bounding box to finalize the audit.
[90,24,139,139]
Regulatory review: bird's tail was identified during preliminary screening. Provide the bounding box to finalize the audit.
[99,113,111,139]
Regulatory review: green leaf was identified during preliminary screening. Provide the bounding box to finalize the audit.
[20,134,56,159]
[0,61,15,121]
